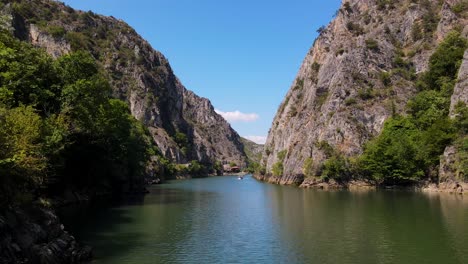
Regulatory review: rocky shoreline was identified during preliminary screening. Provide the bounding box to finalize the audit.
[252,174,466,195]
[0,206,92,264]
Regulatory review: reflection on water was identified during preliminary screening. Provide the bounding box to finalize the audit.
[61,175,468,264]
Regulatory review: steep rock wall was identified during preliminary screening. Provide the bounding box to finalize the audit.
[263,0,467,182]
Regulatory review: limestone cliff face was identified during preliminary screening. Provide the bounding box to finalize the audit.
[438,49,468,192]
[263,0,467,183]
[2,0,247,168]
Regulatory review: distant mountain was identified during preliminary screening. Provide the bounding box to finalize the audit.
[241,137,264,164]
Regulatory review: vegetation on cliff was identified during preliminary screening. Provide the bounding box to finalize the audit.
[305,31,467,186]
[358,31,467,184]
[0,31,158,207]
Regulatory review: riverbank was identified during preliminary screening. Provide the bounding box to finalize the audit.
[0,205,92,264]
[252,174,466,195]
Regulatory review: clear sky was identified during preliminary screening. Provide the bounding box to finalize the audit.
[61,0,341,144]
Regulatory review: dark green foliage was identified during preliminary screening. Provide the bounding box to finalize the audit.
[46,25,66,38]
[302,157,314,177]
[0,105,46,206]
[246,161,260,174]
[451,1,468,16]
[0,33,60,112]
[316,26,326,34]
[335,48,345,56]
[316,141,335,157]
[412,23,423,41]
[377,0,394,10]
[272,161,283,177]
[311,62,321,72]
[359,117,425,184]
[346,22,364,35]
[65,31,92,51]
[277,150,287,162]
[188,160,206,176]
[365,39,379,52]
[358,88,374,100]
[288,106,298,117]
[357,32,466,185]
[293,78,304,91]
[345,98,357,106]
[0,31,155,206]
[315,90,329,109]
[379,72,392,86]
[420,31,467,91]
[343,2,353,13]
[322,155,350,181]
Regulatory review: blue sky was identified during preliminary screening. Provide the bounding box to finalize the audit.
[61,0,341,144]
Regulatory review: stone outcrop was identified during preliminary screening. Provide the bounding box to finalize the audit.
[2,0,247,169]
[262,0,467,185]
[436,48,468,194]
[0,206,91,264]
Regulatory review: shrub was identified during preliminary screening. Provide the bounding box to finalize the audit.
[272,162,284,177]
[336,48,345,56]
[316,141,335,157]
[379,72,392,86]
[303,157,314,177]
[293,78,304,90]
[451,1,468,15]
[311,62,321,72]
[358,88,374,100]
[317,25,326,34]
[322,155,350,181]
[288,106,298,117]
[346,22,364,35]
[343,2,353,13]
[46,25,66,38]
[412,23,423,41]
[365,39,379,51]
[345,98,357,106]
[277,150,287,161]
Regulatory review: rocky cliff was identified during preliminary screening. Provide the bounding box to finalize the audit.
[262,0,467,184]
[0,206,91,264]
[1,0,247,169]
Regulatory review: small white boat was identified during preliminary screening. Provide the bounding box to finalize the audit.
[237,176,244,180]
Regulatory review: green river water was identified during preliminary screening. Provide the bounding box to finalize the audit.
[61,175,468,264]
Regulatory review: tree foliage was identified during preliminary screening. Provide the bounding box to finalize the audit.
[358,31,466,184]
[0,31,155,206]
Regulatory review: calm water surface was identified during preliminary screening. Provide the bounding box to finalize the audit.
[61,175,468,264]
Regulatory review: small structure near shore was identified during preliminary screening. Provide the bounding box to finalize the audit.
[223,164,240,173]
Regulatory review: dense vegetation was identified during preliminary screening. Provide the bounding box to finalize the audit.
[358,31,467,184]
[0,31,156,207]
[302,31,467,185]
[299,31,467,185]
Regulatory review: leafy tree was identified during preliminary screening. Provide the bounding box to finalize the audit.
[322,155,350,181]
[421,31,467,90]
[359,117,424,184]
[0,106,46,206]
[0,31,60,113]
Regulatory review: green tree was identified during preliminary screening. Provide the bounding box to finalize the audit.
[0,106,45,205]
[359,117,424,184]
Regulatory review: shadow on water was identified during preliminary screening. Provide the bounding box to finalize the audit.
[60,176,468,264]
[59,184,218,263]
